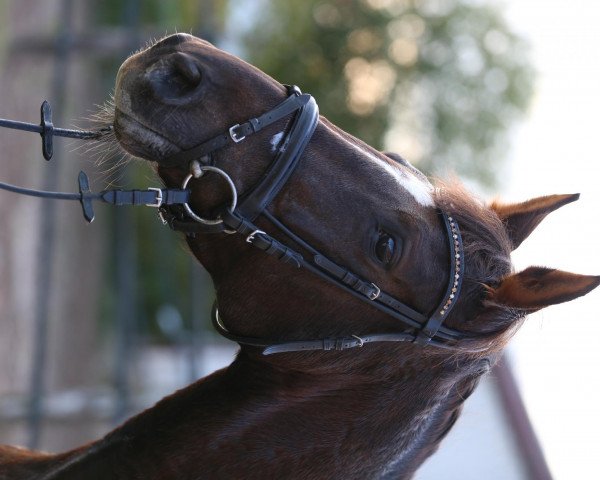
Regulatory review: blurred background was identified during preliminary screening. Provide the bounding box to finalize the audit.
[0,1,597,479]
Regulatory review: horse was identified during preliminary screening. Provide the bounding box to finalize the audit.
[1,32,598,480]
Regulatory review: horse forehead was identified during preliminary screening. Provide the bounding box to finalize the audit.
[350,144,435,208]
[376,159,435,207]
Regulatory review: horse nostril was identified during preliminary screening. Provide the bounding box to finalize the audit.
[145,52,202,102]
[172,52,202,86]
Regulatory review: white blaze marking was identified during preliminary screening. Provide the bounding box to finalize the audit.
[378,158,435,207]
[270,131,284,152]
[328,126,435,207]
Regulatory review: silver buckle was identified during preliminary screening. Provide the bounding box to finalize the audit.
[157,209,168,225]
[146,187,163,207]
[368,283,381,300]
[229,124,246,143]
[246,229,265,243]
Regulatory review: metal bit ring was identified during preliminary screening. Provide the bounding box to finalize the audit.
[181,166,238,225]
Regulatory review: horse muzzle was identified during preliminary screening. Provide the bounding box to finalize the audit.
[113,47,205,163]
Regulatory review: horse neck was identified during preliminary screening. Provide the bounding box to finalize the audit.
[1,347,489,479]
[135,350,486,477]
[102,351,485,477]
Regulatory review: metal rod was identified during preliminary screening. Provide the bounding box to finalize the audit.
[0,116,110,139]
[26,0,75,449]
[111,196,138,424]
[187,263,203,382]
[112,0,141,425]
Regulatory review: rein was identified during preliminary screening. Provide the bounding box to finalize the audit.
[0,100,112,160]
[0,86,483,354]
[0,172,190,223]
[0,100,191,222]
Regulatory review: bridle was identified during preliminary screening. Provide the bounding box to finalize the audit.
[0,86,482,354]
[157,85,480,354]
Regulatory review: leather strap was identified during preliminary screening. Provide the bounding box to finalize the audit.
[216,209,474,350]
[414,213,464,345]
[158,185,473,350]
[100,188,189,207]
[160,89,314,169]
[236,95,319,220]
[0,170,191,223]
[156,88,319,231]
[212,305,485,356]
[312,254,428,325]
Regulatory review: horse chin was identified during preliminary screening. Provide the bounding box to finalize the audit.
[113,107,179,163]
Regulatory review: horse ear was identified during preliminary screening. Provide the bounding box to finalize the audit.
[490,194,579,250]
[489,267,600,311]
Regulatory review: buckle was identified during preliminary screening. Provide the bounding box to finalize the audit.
[368,283,381,300]
[157,208,168,225]
[229,124,246,143]
[145,187,163,207]
[246,229,266,244]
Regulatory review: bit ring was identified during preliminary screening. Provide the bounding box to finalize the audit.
[181,166,238,225]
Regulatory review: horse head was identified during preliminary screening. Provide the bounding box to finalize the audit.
[113,33,599,370]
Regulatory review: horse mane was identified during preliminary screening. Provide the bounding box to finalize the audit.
[433,180,522,353]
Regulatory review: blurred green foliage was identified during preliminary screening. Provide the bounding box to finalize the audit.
[241,0,534,187]
[95,0,228,35]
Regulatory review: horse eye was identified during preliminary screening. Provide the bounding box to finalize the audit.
[375,231,396,265]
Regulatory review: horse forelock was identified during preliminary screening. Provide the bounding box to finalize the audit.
[432,180,522,352]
